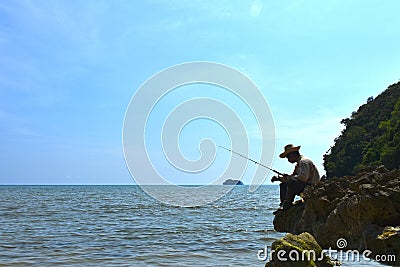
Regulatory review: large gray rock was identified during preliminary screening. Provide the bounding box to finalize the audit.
[273,166,400,265]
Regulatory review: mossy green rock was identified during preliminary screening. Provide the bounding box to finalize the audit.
[265,232,337,267]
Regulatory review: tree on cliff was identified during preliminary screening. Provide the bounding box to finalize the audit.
[324,81,400,177]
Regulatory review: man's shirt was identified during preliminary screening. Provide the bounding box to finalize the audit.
[291,155,320,184]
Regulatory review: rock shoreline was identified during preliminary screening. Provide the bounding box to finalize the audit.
[272,166,400,265]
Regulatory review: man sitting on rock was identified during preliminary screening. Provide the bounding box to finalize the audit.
[273,144,320,213]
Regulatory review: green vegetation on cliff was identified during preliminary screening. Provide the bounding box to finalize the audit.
[324,81,400,177]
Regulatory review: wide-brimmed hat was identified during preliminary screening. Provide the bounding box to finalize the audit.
[279,144,301,158]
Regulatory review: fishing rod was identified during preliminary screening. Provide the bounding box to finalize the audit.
[219,146,285,176]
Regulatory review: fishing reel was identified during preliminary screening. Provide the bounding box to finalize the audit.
[271,174,290,182]
[271,176,281,182]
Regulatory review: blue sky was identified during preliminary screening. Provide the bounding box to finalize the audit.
[1,0,399,185]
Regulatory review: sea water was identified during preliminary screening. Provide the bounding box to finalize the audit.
[0,185,387,266]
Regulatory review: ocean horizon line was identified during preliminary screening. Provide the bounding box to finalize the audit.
[0,183,277,186]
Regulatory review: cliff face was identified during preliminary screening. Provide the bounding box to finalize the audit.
[273,166,400,265]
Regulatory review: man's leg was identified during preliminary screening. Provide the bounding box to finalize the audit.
[283,179,308,209]
[273,182,288,214]
[279,182,288,207]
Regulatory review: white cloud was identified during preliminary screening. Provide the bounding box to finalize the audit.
[249,0,263,17]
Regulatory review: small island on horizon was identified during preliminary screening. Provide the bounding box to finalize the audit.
[222,179,244,185]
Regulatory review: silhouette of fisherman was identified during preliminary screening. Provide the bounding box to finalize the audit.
[272,144,320,214]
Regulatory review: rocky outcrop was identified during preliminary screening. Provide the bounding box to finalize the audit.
[265,232,338,267]
[222,179,244,185]
[273,166,400,265]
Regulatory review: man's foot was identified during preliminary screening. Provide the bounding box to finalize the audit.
[272,200,296,214]
[293,199,305,206]
[273,206,283,215]
[282,201,293,210]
